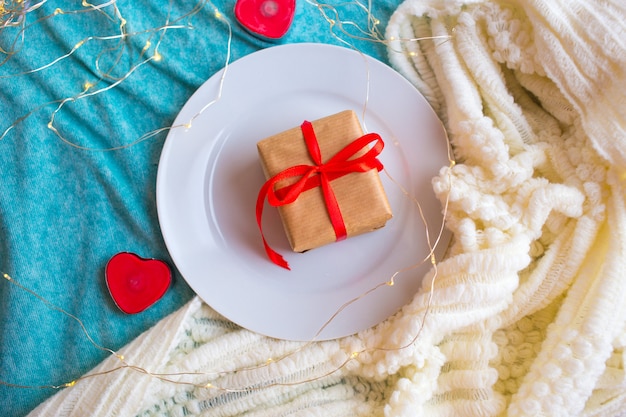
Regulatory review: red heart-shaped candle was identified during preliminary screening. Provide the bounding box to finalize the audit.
[105,252,171,314]
[235,0,296,40]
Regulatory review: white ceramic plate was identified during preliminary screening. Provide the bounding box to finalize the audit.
[157,43,451,341]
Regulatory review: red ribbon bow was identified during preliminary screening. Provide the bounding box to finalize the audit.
[256,120,385,270]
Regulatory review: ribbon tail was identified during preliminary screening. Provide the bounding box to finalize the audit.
[319,173,347,241]
[263,239,290,270]
[256,181,291,270]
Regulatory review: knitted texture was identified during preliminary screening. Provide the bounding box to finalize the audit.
[385,0,626,416]
[27,0,626,416]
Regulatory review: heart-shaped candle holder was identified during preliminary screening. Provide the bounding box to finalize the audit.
[105,252,171,314]
[235,0,296,41]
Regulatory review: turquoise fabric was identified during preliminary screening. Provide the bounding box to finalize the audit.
[0,0,400,415]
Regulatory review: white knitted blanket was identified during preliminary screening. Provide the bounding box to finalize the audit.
[29,0,626,416]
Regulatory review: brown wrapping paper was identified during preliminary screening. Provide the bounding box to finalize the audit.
[257,110,392,252]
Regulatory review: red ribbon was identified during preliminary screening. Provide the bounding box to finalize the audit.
[256,120,385,270]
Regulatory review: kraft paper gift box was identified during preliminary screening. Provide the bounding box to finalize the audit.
[257,110,393,254]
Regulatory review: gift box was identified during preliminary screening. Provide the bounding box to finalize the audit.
[256,110,392,263]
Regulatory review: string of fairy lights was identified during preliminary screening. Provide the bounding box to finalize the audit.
[0,0,234,149]
[0,0,455,397]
